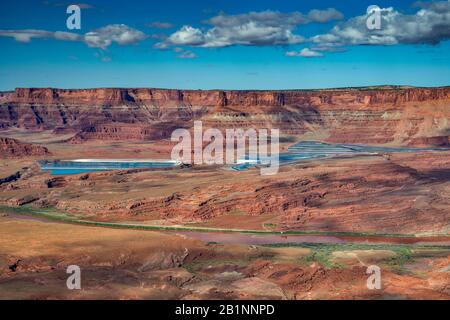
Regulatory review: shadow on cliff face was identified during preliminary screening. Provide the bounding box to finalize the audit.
[419,169,450,182]
[279,105,325,133]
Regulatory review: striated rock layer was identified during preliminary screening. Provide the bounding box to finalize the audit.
[0,86,449,145]
[1,151,449,234]
[408,136,450,147]
[0,137,51,158]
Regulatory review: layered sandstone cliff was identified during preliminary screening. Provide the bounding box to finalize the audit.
[1,86,449,145]
[8,86,450,107]
[0,137,51,158]
[2,150,449,234]
[408,136,450,147]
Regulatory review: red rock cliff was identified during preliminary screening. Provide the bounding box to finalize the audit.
[9,86,450,107]
[1,86,450,145]
[0,137,51,158]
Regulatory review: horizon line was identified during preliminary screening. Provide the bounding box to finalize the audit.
[4,84,450,93]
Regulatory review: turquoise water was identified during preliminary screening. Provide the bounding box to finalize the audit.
[232,141,449,171]
[40,142,449,175]
[49,169,110,175]
[40,160,178,175]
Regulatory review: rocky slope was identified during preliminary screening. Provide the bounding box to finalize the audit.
[1,86,449,145]
[0,137,50,158]
[408,136,450,147]
[1,150,449,234]
[2,215,448,300]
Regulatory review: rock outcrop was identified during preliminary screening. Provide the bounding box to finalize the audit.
[8,86,450,107]
[1,86,450,145]
[408,136,450,147]
[3,149,448,235]
[0,137,51,158]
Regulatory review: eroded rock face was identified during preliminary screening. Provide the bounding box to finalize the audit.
[408,136,450,147]
[2,150,448,235]
[0,137,51,158]
[1,86,450,144]
[138,249,190,272]
[8,86,450,107]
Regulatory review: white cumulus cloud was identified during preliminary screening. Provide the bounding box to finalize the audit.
[313,1,450,47]
[286,48,324,57]
[84,24,147,49]
[156,9,343,49]
[0,24,147,50]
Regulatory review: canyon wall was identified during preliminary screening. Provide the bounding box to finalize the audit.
[1,86,449,145]
[0,137,51,158]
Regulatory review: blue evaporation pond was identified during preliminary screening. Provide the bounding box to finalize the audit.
[232,141,449,171]
[289,141,449,154]
[40,160,178,175]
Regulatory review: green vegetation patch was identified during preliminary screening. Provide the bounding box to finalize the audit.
[263,243,450,271]
[0,205,87,222]
[1,205,449,240]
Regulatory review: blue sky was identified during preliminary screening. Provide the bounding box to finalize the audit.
[0,0,449,90]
